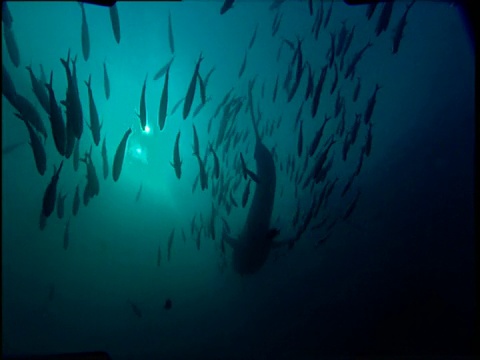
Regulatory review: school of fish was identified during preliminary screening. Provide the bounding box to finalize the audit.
[2,0,417,303]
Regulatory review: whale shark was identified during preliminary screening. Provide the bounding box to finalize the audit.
[223,99,280,275]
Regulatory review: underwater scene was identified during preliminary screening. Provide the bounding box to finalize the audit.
[2,0,475,359]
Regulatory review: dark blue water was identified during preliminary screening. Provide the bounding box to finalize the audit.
[2,1,475,359]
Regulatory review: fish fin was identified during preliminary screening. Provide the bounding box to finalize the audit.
[246,169,260,183]
[71,54,78,67]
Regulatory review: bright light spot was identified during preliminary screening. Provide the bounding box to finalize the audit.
[144,125,151,134]
[136,147,142,155]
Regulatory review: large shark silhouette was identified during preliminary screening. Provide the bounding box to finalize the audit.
[223,104,279,275]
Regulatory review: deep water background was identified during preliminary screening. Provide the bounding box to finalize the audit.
[2,1,475,359]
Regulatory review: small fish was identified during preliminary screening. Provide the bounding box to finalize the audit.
[103,60,110,100]
[183,53,203,120]
[344,41,373,80]
[153,57,175,81]
[297,120,303,157]
[239,153,247,180]
[204,66,216,88]
[13,94,48,140]
[375,2,394,37]
[112,128,132,182]
[138,74,148,131]
[248,23,258,49]
[363,84,381,125]
[272,74,279,103]
[330,62,338,95]
[4,24,20,68]
[246,169,260,184]
[167,11,175,54]
[42,161,64,218]
[364,123,373,157]
[79,2,90,61]
[60,50,83,142]
[192,97,211,118]
[195,154,208,191]
[366,3,378,21]
[392,1,415,54]
[328,32,336,68]
[26,65,50,115]
[238,50,248,78]
[101,137,109,179]
[164,298,172,310]
[323,0,333,29]
[192,124,200,156]
[352,77,361,102]
[171,131,182,179]
[209,143,220,179]
[2,2,13,29]
[45,72,66,156]
[84,74,102,146]
[304,62,314,100]
[220,0,235,15]
[158,64,170,131]
[109,3,121,43]
[170,96,184,116]
[311,64,328,118]
[197,73,206,105]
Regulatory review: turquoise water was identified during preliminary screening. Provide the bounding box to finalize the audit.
[2,1,475,359]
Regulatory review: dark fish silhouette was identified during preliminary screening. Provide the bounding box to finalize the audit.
[109,3,121,43]
[112,128,132,182]
[79,2,90,61]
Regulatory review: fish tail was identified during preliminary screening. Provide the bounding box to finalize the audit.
[84,74,91,88]
[46,71,53,89]
[62,48,71,65]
